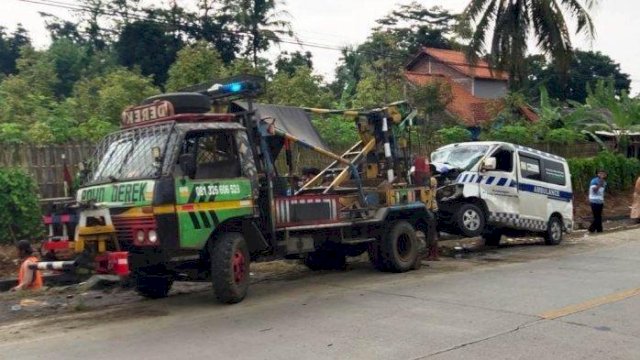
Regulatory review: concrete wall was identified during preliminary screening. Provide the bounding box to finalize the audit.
[473,79,508,99]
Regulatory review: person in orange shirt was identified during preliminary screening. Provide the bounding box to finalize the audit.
[11,240,43,291]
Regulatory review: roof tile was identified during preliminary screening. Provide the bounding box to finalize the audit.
[418,47,509,80]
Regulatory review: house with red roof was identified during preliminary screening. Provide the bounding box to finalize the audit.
[405,47,537,127]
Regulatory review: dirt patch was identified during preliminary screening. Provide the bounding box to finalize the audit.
[0,245,17,278]
[573,190,633,228]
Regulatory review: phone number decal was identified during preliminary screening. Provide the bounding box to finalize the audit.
[195,184,241,197]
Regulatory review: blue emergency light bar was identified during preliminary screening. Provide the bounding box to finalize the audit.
[204,75,264,99]
[176,74,264,99]
[209,82,244,93]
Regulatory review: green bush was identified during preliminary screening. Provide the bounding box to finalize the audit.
[568,152,640,194]
[484,125,535,145]
[312,115,359,149]
[0,168,43,244]
[545,128,585,145]
[436,126,472,144]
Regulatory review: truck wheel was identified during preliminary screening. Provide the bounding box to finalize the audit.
[210,232,250,304]
[303,249,346,271]
[380,221,419,273]
[455,203,485,237]
[482,229,502,246]
[544,216,563,246]
[135,274,173,299]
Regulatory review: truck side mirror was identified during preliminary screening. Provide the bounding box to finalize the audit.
[482,157,497,171]
[179,153,197,179]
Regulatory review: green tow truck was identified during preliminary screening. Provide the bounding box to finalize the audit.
[62,75,438,303]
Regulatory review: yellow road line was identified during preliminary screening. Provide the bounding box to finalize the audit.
[539,287,640,320]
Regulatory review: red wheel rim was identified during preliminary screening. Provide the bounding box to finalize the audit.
[232,250,246,284]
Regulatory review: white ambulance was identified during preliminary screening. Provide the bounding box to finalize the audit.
[431,141,573,245]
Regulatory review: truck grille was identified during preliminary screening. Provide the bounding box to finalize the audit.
[111,215,156,243]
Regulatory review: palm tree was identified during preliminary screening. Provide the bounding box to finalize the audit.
[227,0,293,68]
[461,0,596,87]
[578,80,640,152]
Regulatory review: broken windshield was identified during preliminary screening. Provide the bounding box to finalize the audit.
[431,144,490,171]
[89,123,176,184]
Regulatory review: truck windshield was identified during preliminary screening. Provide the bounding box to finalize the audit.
[431,144,490,171]
[89,124,175,184]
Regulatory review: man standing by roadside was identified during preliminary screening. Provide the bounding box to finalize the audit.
[588,170,607,233]
[10,240,43,291]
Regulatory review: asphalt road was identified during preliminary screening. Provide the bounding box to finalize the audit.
[3,229,640,360]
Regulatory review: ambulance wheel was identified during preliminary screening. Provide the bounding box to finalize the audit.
[303,249,347,271]
[135,274,173,299]
[143,92,211,114]
[210,232,250,304]
[380,221,419,273]
[544,216,563,246]
[455,203,485,237]
[482,229,502,246]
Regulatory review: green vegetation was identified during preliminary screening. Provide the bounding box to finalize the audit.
[461,0,596,88]
[569,152,640,194]
[436,126,472,144]
[0,168,43,244]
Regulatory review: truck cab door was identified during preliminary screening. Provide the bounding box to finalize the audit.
[174,130,255,249]
[479,146,520,228]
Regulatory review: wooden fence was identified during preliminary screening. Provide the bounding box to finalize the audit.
[0,143,95,199]
[0,141,606,199]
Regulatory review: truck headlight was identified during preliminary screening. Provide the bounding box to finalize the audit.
[148,230,158,243]
[136,230,145,243]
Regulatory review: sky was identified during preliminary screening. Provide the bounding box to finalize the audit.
[1,0,639,93]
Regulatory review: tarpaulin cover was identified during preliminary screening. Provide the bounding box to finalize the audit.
[232,102,328,151]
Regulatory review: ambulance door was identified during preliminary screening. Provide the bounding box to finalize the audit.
[479,146,520,227]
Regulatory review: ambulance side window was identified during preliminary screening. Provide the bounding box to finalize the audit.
[519,154,541,181]
[542,159,566,186]
[492,148,513,172]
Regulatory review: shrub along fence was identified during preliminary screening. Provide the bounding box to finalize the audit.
[568,152,640,194]
[0,168,43,244]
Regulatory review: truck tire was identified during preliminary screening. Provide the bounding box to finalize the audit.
[303,249,346,271]
[544,216,563,246]
[143,93,211,114]
[482,229,502,246]
[210,232,250,304]
[135,274,173,299]
[455,203,485,237]
[380,221,419,273]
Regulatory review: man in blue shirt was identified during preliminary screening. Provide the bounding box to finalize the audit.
[588,169,607,233]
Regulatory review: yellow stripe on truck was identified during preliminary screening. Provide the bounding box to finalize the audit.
[177,200,254,212]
